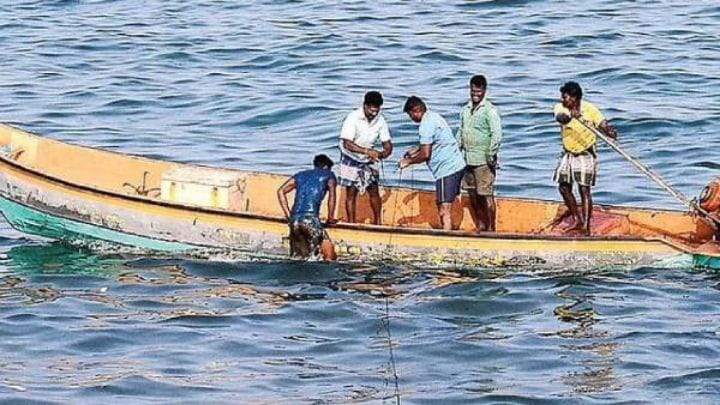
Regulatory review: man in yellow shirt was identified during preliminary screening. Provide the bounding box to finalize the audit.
[553,81,618,235]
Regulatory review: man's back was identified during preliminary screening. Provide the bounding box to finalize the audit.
[419,111,465,180]
[291,168,335,218]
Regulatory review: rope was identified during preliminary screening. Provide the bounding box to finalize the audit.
[382,294,400,404]
[379,159,386,223]
[577,119,719,225]
[383,168,404,260]
[377,161,401,402]
[409,166,415,220]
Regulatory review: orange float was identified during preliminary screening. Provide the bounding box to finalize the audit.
[699,178,720,213]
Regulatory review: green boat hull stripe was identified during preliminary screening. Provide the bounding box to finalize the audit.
[0,196,195,252]
[693,254,720,269]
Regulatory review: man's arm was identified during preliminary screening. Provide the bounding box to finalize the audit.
[340,114,381,161]
[598,119,618,140]
[456,113,464,149]
[554,103,572,125]
[487,108,503,163]
[326,177,337,224]
[277,178,296,220]
[380,140,393,159]
[342,139,382,161]
[399,144,431,169]
[377,120,392,159]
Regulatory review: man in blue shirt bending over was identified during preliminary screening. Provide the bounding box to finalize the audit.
[277,154,337,260]
[399,96,466,231]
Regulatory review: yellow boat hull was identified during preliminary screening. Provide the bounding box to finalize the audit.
[0,123,715,268]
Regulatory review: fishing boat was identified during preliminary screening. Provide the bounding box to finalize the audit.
[0,122,717,269]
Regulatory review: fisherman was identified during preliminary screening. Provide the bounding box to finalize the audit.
[553,81,618,235]
[277,154,337,260]
[456,74,503,232]
[399,96,466,231]
[338,91,393,225]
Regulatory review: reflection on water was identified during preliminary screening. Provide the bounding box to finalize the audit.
[552,281,621,394]
[5,243,128,277]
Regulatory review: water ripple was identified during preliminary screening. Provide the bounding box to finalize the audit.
[1,1,720,402]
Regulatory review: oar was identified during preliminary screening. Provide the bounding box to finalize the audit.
[576,119,719,224]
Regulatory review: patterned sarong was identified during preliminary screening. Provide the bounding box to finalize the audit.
[288,214,325,259]
[553,148,597,187]
[337,153,379,194]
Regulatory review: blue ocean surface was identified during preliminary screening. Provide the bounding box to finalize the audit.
[0,0,719,402]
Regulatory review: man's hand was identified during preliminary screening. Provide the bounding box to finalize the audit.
[606,127,619,140]
[600,121,619,140]
[487,154,499,170]
[556,113,571,125]
[399,158,411,170]
[365,148,381,161]
[403,146,420,159]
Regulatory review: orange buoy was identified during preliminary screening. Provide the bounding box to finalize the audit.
[699,177,720,212]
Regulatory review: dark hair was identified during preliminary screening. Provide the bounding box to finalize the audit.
[470,74,487,89]
[313,154,333,169]
[364,91,384,107]
[403,96,426,113]
[560,81,582,99]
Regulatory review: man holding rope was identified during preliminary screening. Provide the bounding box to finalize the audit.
[553,81,618,235]
[338,91,393,225]
[400,96,466,231]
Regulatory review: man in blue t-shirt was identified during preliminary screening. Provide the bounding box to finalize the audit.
[399,96,466,231]
[277,154,337,259]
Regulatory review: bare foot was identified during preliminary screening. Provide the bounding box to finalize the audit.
[538,212,570,234]
[548,211,571,228]
[564,228,583,236]
[560,217,584,233]
[474,222,488,233]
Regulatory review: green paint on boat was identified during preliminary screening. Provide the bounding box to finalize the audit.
[693,254,720,269]
[0,196,195,252]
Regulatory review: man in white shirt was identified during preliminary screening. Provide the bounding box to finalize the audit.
[338,91,393,224]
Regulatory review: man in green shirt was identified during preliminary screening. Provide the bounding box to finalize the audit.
[456,75,503,232]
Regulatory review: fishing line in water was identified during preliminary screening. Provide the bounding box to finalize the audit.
[381,294,400,404]
[380,159,387,222]
[409,166,415,220]
[384,167,404,258]
[378,158,406,259]
[360,165,400,402]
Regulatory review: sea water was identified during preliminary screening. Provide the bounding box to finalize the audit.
[0,1,719,402]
